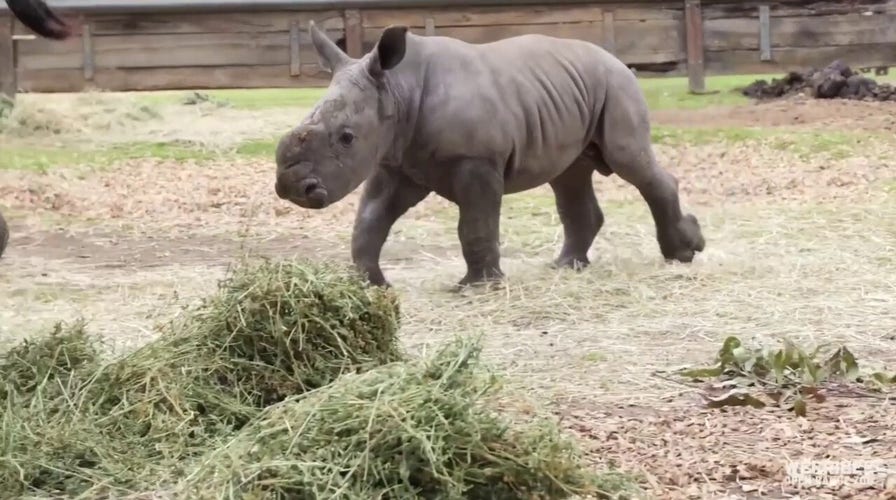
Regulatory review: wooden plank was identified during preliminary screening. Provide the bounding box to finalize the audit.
[614,6,683,21]
[703,1,893,20]
[343,9,363,57]
[289,21,301,76]
[12,36,81,71]
[602,9,616,54]
[16,31,338,71]
[685,0,706,93]
[614,18,686,64]
[21,11,346,36]
[758,5,771,61]
[0,17,15,99]
[16,64,333,92]
[424,16,436,36]
[420,22,606,45]
[362,6,603,28]
[361,20,683,66]
[705,43,896,74]
[705,13,896,51]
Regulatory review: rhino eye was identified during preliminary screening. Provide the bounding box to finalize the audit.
[339,131,355,146]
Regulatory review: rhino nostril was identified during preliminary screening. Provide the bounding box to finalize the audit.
[300,179,320,197]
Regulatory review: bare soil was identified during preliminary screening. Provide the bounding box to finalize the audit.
[651,95,896,133]
[1,97,895,499]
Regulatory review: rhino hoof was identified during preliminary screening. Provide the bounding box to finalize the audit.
[551,255,590,271]
[455,268,505,291]
[662,214,705,263]
[357,267,391,288]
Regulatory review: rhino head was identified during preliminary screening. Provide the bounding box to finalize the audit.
[274,22,410,209]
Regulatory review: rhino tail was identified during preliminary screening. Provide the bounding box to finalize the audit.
[4,0,72,40]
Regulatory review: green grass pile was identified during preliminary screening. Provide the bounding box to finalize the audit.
[0,258,629,499]
[175,337,615,500]
[0,258,403,497]
[0,320,100,405]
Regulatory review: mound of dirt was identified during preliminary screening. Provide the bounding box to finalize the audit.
[741,60,896,102]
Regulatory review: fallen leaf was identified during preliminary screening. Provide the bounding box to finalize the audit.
[703,389,767,410]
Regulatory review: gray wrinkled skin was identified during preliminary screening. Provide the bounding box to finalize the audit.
[275,22,705,288]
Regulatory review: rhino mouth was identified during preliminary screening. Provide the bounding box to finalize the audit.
[275,174,329,209]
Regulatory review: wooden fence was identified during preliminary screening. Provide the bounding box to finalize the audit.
[1,0,896,98]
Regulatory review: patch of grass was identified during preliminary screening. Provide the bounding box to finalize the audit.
[0,142,222,171]
[652,124,881,159]
[582,352,607,364]
[136,88,327,110]
[0,125,866,170]
[667,336,896,417]
[15,73,774,117]
[140,75,770,112]
[652,125,769,145]
[234,138,277,157]
[638,73,779,110]
[0,138,282,171]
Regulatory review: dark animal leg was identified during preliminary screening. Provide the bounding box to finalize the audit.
[451,160,504,286]
[4,0,72,40]
[549,157,604,270]
[351,167,430,287]
[593,83,705,263]
[601,145,704,262]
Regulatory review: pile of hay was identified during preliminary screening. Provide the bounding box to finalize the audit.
[741,60,896,102]
[0,258,622,499]
[176,337,605,499]
[1,259,403,496]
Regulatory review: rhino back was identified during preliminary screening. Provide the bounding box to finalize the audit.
[399,33,632,192]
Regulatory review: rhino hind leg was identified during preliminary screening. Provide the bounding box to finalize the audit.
[592,126,705,262]
[549,157,604,270]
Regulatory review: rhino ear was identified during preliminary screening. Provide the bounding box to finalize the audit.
[309,20,350,73]
[367,25,408,78]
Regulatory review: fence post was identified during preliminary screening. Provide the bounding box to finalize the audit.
[343,9,363,58]
[602,9,616,54]
[684,0,706,94]
[758,5,772,61]
[0,16,15,100]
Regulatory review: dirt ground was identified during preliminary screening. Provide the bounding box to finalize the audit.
[1,95,895,499]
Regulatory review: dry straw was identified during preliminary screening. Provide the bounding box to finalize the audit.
[0,258,627,499]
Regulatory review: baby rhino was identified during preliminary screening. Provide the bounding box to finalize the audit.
[275,22,705,288]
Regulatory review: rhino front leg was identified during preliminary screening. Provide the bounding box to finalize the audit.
[451,161,505,286]
[550,157,604,270]
[351,167,430,287]
[603,147,705,262]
